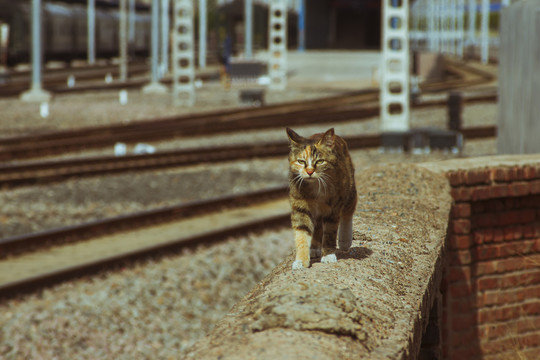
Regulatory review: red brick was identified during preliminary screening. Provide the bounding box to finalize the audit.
[500,271,540,288]
[530,179,540,194]
[523,166,538,180]
[471,202,485,213]
[465,169,491,185]
[489,183,509,198]
[497,257,526,273]
[452,219,471,235]
[451,313,477,331]
[517,315,540,333]
[447,171,464,186]
[472,186,491,201]
[475,261,498,276]
[472,213,496,228]
[452,203,471,218]
[449,282,474,297]
[451,187,472,201]
[474,245,499,261]
[522,302,540,316]
[448,249,472,265]
[447,265,471,282]
[449,235,473,250]
[508,182,530,197]
[476,276,500,291]
[493,229,505,242]
[493,167,511,182]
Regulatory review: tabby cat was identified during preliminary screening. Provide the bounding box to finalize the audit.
[286,127,357,269]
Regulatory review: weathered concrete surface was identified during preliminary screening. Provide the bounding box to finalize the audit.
[183,164,452,360]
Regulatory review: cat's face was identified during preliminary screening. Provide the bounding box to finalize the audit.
[286,128,335,187]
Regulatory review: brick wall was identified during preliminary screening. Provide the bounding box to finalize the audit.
[442,160,540,360]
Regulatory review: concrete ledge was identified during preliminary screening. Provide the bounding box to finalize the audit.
[184,164,452,359]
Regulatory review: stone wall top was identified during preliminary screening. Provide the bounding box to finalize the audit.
[184,164,452,360]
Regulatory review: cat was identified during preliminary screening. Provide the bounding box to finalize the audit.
[286,127,357,269]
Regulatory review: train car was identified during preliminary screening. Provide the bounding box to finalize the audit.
[0,0,150,66]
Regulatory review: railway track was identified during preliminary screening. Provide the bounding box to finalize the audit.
[0,124,496,188]
[0,58,494,161]
[0,186,290,298]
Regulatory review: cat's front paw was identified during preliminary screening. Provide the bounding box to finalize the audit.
[310,249,322,258]
[292,260,306,270]
[321,253,337,264]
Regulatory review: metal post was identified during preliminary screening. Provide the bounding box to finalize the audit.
[244,0,253,59]
[20,0,51,102]
[172,0,195,106]
[198,0,207,68]
[143,0,167,93]
[88,0,95,65]
[457,0,464,57]
[480,0,489,64]
[380,0,410,132]
[268,0,287,91]
[297,0,305,52]
[119,0,128,82]
[161,0,170,75]
[467,0,476,47]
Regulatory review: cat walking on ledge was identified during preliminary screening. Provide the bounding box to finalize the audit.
[286,128,357,269]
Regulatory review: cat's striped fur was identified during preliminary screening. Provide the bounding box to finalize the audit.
[286,127,357,269]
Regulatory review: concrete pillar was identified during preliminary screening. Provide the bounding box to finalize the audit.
[143,0,167,93]
[268,0,287,91]
[172,0,195,106]
[380,0,410,132]
[20,0,51,103]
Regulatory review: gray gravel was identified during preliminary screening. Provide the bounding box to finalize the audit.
[0,80,498,359]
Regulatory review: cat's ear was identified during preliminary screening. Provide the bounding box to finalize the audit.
[318,128,335,147]
[286,128,305,145]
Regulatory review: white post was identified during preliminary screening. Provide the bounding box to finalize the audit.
[244,0,253,58]
[143,0,167,93]
[456,0,464,57]
[198,0,207,68]
[268,0,287,91]
[160,0,170,75]
[20,0,51,102]
[480,0,490,63]
[172,0,195,106]
[88,0,95,65]
[380,0,410,132]
[467,0,476,47]
[119,0,128,82]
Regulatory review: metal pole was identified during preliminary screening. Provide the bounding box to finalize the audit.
[119,0,128,82]
[298,0,305,52]
[480,0,489,63]
[88,0,95,65]
[161,0,170,75]
[244,0,253,59]
[129,0,136,53]
[20,0,51,102]
[142,0,167,93]
[199,0,207,68]
[467,0,476,46]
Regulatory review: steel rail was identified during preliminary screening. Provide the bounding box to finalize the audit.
[0,124,497,188]
[0,185,290,299]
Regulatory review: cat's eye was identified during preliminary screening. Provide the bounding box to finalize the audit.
[315,160,326,165]
[297,159,306,165]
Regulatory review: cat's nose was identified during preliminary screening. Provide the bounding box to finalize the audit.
[306,168,315,176]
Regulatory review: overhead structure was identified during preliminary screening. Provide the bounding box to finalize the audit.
[20,0,51,102]
[268,0,287,91]
[119,0,128,82]
[380,0,410,132]
[161,0,170,75]
[198,0,207,68]
[172,0,195,106]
